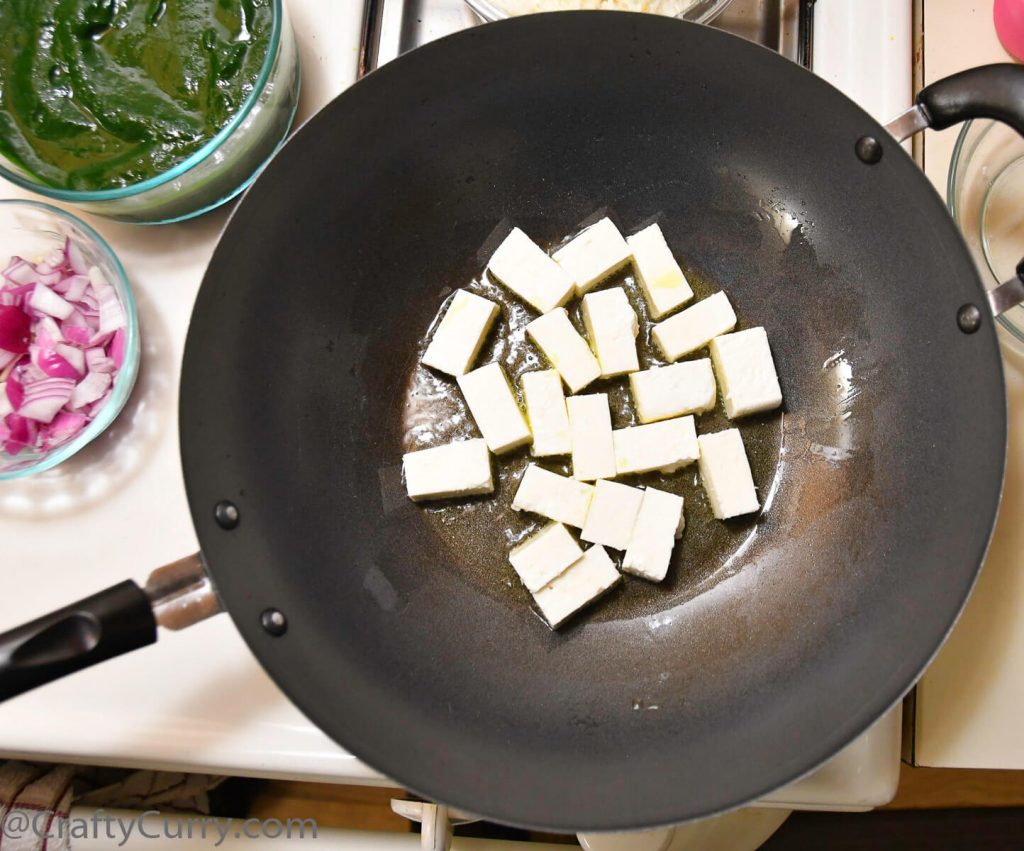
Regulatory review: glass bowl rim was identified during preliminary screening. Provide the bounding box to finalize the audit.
[464,0,735,26]
[947,118,1024,346]
[0,199,140,480]
[0,0,284,203]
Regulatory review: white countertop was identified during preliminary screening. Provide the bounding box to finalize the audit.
[0,0,382,785]
[0,0,906,811]
[913,0,1024,770]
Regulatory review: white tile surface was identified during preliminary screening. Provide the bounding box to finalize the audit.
[0,0,377,784]
[913,0,1024,770]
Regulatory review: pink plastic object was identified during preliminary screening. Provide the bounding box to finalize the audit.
[995,0,1024,62]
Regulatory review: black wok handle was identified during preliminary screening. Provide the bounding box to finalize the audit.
[918,65,1024,134]
[887,64,1024,141]
[0,581,156,701]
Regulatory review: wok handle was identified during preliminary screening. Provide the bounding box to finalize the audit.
[0,553,221,702]
[918,65,1024,134]
[886,64,1024,141]
[0,581,156,702]
[988,259,1024,317]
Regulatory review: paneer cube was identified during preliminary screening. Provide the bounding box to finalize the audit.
[457,362,532,454]
[526,308,601,394]
[626,223,693,319]
[509,522,584,592]
[612,416,699,476]
[581,287,639,378]
[652,291,737,361]
[708,327,783,418]
[580,479,644,551]
[403,439,493,502]
[521,369,571,457]
[566,394,616,482]
[532,545,621,628]
[553,217,632,295]
[488,227,576,314]
[697,429,759,519]
[629,359,716,423]
[421,289,499,377]
[622,487,685,582]
[511,464,595,528]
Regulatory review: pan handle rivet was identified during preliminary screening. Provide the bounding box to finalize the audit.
[260,608,287,636]
[957,303,982,334]
[855,136,882,164]
[214,500,240,530]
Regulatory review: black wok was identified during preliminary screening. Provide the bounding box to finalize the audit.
[3,13,1024,833]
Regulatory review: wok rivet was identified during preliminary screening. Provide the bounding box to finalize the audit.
[957,303,982,334]
[260,608,287,637]
[855,136,883,164]
[214,500,240,530]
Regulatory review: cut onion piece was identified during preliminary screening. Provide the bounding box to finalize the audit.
[0,305,31,354]
[43,410,88,448]
[70,371,112,410]
[65,238,88,275]
[85,347,115,373]
[20,376,75,423]
[29,283,75,320]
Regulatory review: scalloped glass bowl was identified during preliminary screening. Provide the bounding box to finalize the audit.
[948,119,1024,350]
[0,201,140,479]
[465,0,734,25]
[0,0,300,225]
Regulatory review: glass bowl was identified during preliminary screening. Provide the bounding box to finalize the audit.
[465,0,734,25]
[0,0,300,226]
[0,200,140,479]
[948,119,1024,349]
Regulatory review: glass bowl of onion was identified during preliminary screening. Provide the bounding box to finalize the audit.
[0,200,140,479]
[464,0,734,25]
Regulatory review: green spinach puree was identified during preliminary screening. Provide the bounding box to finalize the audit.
[0,0,273,191]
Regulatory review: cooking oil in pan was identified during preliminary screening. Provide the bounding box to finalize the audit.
[400,235,783,623]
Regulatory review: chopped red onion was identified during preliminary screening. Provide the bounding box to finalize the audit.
[0,305,31,355]
[20,376,75,423]
[29,283,74,320]
[70,371,111,409]
[0,238,130,459]
[4,413,37,455]
[85,347,115,373]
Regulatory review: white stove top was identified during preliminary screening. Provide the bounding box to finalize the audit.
[0,0,906,818]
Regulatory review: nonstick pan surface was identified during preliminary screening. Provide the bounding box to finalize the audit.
[180,14,1006,831]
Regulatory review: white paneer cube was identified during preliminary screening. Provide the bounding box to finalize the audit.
[626,223,694,319]
[421,289,499,377]
[457,363,532,454]
[509,522,584,592]
[708,327,783,419]
[623,487,685,582]
[697,429,759,519]
[521,370,571,457]
[511,464,595,528]
[629,359,716,423]
[580,479,644,550]
[532,545,621,629]
[526,308,601,394]
[553,217,632,295]
[652,291,737,362]
[566,394,616,482]
[581,287,639,378]
[487,227,576,314]
[403,439,493,502]
[612,416,699,476]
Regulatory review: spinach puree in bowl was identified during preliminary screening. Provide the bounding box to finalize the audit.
[0,0,274,191]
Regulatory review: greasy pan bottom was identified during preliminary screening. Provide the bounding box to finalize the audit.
[181,13,1006,831]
